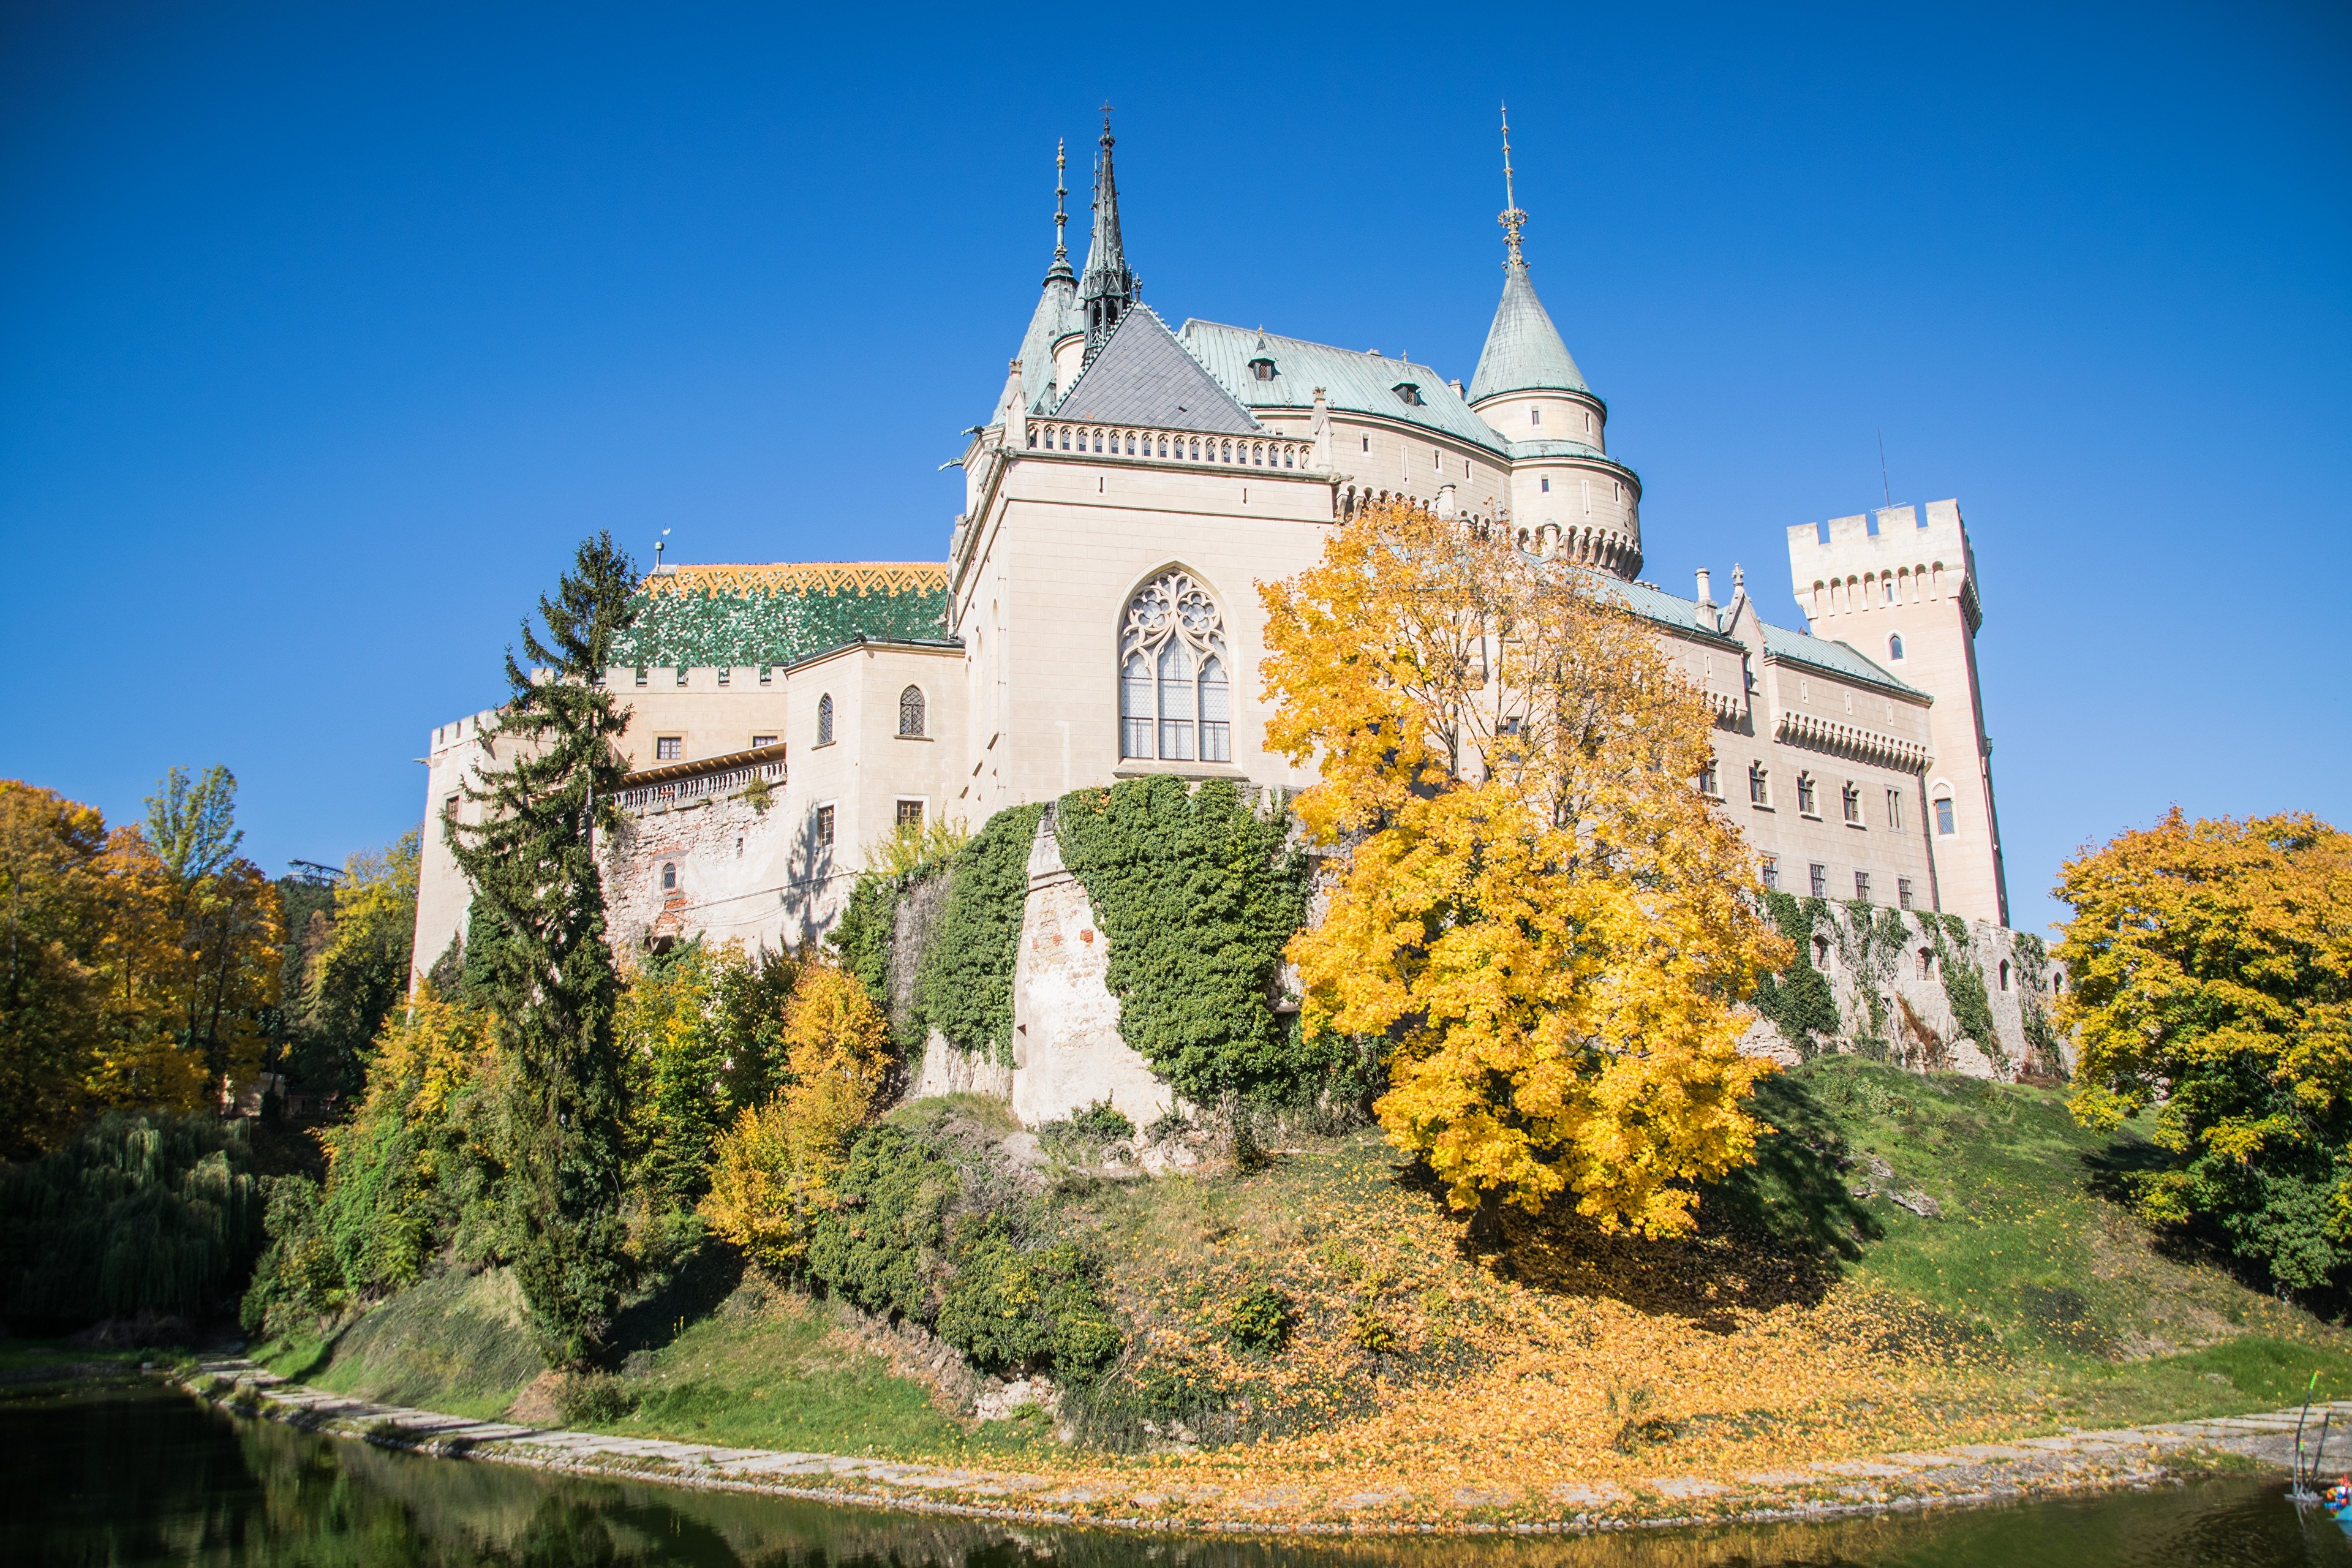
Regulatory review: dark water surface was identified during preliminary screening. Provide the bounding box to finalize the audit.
[8,1381,2352,1567]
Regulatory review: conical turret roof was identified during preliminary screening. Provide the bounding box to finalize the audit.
[1466,257,1588,403]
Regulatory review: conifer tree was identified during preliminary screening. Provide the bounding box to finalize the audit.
[448,533,638,1365]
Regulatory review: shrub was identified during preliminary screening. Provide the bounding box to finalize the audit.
[1221,1283,1294,1355]
[556,1371,640,1425]
[240,1174,347,1336]
[805,1124,957,1317]
[936,1219,1120,1378]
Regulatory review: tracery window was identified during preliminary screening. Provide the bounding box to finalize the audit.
[898,685,925,737]
[1118,570,1231,763]
[817,693,834,745]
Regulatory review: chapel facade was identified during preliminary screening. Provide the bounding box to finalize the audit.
[410,117,2009,982]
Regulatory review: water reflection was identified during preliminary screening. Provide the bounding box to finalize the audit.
[6,1382,2352,1567]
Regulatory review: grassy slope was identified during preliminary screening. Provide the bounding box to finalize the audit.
[260,1060,2352,1479]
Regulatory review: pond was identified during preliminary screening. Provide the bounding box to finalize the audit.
[7,1380,2351,1567]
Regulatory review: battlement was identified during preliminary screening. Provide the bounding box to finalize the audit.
[428,709,502,756]
[1787,498,1980,634]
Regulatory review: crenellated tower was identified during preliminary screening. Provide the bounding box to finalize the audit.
[1787,499,2008,925]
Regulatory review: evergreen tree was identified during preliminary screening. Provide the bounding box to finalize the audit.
[447,533,638,1365]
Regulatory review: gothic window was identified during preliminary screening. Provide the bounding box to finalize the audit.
[898,685,925,737]
[1796,773,1817,815]
[1934,794,1956,835]
[817,694,834,745]
[1889,633,1905,660]
[1697,760,1719,797]
[1118,570,1231,764]
[1842,782,1861,824]
[1749,763,1769,806]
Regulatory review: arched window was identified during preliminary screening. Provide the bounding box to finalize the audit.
[1918,948,1933,979]
[898,685,925,737]
[1999,959,2011,992]
[817,693,834,745]
[661,862,677,892]
[1889,633,1905,661]
[1118,570,1231,763]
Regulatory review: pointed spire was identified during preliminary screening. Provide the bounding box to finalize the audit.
[1466,108,1590,404]
[1017,140,1082,412]
[1499,102,1528,267]
[1079,103,1137,359]
[1045,138,1075,288]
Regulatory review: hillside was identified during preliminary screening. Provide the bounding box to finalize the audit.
[254,1059,2352,1487]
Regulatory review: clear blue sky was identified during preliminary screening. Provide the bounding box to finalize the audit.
[2,2,2345,933]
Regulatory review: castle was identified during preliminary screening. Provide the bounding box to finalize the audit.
[411,116,2019,1087]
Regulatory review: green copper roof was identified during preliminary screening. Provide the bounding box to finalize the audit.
[1017,277,1079,412]
[1467,259,1589,403]
[1181,320,1512,456]
[611,564,951,671]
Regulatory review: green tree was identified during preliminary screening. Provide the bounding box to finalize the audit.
[2059,809,2352,1292]
[144,767,282,1103]
[298,831,421,1095]
[447,533,639,1365]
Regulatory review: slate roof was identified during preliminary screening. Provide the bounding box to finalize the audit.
[1467,259,1589,403]
[1180,320,1513,456]
[611,564,951,671]
[1053,307,1261,434]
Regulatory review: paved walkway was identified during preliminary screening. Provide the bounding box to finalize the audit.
[183,1358,2344,1534]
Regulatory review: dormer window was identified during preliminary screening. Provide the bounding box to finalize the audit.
[1392,382,1424,407]
[1249,357,1276,382]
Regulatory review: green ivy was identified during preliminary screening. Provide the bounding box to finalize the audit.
[1751,892,1840,1056]
[913,804,1046,1063]
[2011,933,2068,1080]
[829,867,903,1019]
[1052,777,1318,1105]
[1924,918,2002,1066]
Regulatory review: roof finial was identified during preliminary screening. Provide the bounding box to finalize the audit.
[1054,138,1069,265]
[1498,102,1528,268]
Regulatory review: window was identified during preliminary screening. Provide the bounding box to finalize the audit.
[1854,870,1871,902]
[1362,435,1370,452]
[815,805,835,848]
[1118,570,1231,763]
[1540,476,1550,493]
[1697,760,1719,797]
[1812,935,1831,967]
[896,799,924,830]
[1935,795,1956,835]
[1809,863,1827,899]
[1392,382,1423,405]
[1999,959,2011,992]
[1842,783,1861,824]
[817,694,834,745]
[1796,774,1817,816]
[1883,578,1895,605]
[661,862,677,891]
[1898,876,1913,911]
[752,734,777,749]
[1760,855,1779,891]
[1889,633,1905,661]
[1887,789,1904,831]
[442,793,459,821]
[898,685,925,737]
[655,736,682,761]
[1250,356,1275,381]
[1749,763,1770,806]
[677,667,689,687]
[1918,948,1934,979]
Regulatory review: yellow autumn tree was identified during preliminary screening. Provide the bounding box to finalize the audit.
[699,957,891,1270]
[1260,501,1790,1238]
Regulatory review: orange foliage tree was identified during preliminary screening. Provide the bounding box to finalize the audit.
[1259,502,1789,1238]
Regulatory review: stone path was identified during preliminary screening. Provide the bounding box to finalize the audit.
[182,1359,2346,1534]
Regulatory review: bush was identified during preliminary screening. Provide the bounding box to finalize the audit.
[240,1175,347,1335]
[1221,1283,1294,1355]
[556,1371,641,1425]
[0,1112,263,1325]
[936,1219,1120,1378]
[807,1124,958,1317]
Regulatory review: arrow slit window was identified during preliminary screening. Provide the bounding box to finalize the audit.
[1120,571,1230,763]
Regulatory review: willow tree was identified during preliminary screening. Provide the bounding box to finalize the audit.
[1260,501,1789,1238]
[448,533,638,1364]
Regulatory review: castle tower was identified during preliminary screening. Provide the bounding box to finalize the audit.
[1786,499,2008,925]
[1464,110,1642,580]
[1077,108,1137,363]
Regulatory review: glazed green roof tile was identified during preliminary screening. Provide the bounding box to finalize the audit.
[611,564,952,671]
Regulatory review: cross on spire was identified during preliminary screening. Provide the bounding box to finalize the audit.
[1498,102,1528,266]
